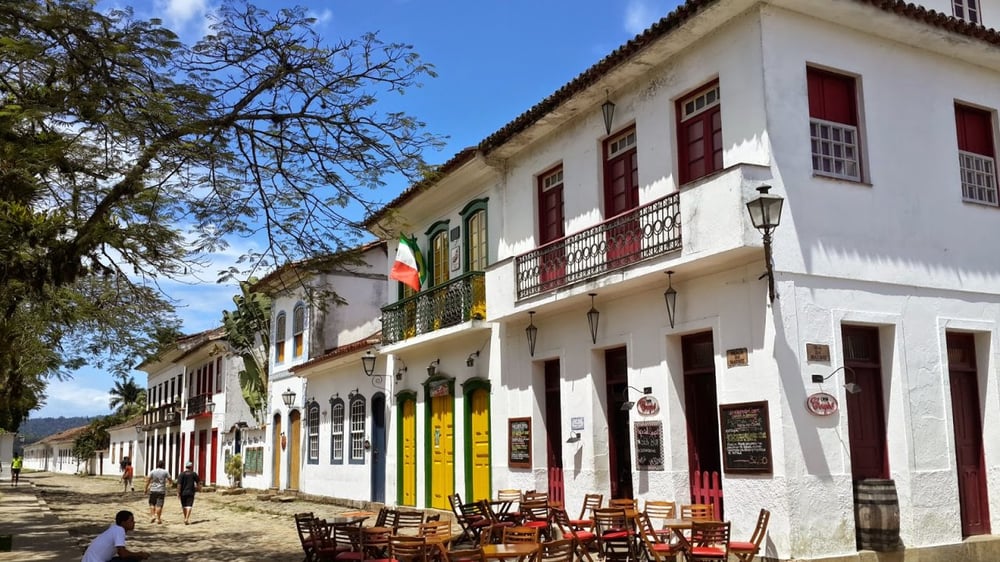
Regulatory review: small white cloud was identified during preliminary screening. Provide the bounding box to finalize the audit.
[624,0,670,36]
[34,377,112,418]
[312,8,334,26]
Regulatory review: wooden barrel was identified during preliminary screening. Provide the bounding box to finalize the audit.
[854,479,901,551]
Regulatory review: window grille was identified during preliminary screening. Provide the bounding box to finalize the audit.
[350,397,366,462]
[811,118,861,181]
[331,402,344,463]
[959,150,998,205]
[307,404,319,463]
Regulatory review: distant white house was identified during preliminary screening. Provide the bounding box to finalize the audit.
[22,425,90,474]
[101,416,145,477]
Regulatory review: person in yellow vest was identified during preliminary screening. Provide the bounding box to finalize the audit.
[11,453,23,486]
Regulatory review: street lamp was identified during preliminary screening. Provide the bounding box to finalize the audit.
[587,293,600,344]
[746,185,784,302]
[281,388,296,408]
[663,271,677,329]
[525,312,538,357]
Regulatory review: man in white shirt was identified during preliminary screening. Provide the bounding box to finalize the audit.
[144,459,173,524]
[81,510,150,562]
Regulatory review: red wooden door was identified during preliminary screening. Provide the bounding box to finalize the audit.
[544,360,565,506]
[604,347,633,499]
[538,167,565,290]
[603,129,640,268]
[947,333,991,536]
[842,326,888,480]
[681,332,721,475]
[198,430,208,478]
[210,428,218,485]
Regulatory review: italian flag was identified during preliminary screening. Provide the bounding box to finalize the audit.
[390,235,425,291]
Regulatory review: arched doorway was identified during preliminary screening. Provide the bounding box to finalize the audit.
[272,412,282,489]
[289,409,301,490]
[371,393,387,503]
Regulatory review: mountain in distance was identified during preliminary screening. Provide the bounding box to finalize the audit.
[18,416,94,444]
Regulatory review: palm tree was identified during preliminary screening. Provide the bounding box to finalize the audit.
[109,376,146,414]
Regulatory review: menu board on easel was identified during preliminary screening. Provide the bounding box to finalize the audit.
[508,417,531,469]
[718,401,773,474]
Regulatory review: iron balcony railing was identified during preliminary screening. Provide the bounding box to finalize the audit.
[381,271,486,345]
[186,394,213,417]
[515,193,681,299]
[142,401,180,428]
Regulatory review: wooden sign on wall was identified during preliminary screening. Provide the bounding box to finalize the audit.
[718,401,773,474]
[508,417,531,469]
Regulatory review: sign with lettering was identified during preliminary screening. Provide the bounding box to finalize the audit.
[718,401,773,474]
[508,417,532,469]
[636,396,660,416]
[726,348,748,367]
[807,343,831,362]
[806,392,838,416]
[633,421,664,471]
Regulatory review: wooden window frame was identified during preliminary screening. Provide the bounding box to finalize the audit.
[807,66,863,182]
[292,303,306,358]
[676,80,723,185]
[955,103,998,206]
[274,312,287,364]
[460,198,489,273]
[954,0,981,24]
[424,220,450,287]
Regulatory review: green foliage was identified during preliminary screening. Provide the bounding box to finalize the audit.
[109,376,147,415]
[222,281,270,424]
[73,412,130,467]
[225,453,243,487]
[0,0,441,427]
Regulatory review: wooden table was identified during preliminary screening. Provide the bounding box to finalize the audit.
[481,543,540,561]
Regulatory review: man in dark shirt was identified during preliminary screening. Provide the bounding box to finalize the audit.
[177,461,200,525]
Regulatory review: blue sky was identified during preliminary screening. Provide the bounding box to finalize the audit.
[34,0,683,419]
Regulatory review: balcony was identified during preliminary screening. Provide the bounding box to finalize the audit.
[515,193,681,299]
[381,271,486,345]
[186,394,214,418]
[142,401,180,429]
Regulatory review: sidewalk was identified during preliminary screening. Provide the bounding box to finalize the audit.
[0,476,83,561]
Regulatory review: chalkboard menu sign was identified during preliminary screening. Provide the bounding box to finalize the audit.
[719,401,773,474]
[508,417,531,469]
[634,421,664,470]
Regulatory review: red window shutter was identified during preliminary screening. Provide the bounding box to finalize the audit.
[955,104,995,157]
[677,82,722,185]
[807,67,857,126]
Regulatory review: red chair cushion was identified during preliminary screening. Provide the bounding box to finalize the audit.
[524,521,548,528]
[650,543,680,553]
[690,546,726,556]
[569,531,596,541]
[601,530,631,539]
[729,541,757,552]
[568,519,593,527]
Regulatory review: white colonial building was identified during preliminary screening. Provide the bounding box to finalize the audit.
[256,242,388,499]
[363,0,1000,560]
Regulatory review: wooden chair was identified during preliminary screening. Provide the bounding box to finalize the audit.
[330,520,365,562]
[729,509,770,562]
[447,546,487,562]
[498,489,523,502]
[486,498,521,526]
[524,490,550,504]
[683,521,730,562]
[419,520,454,561]
[451,493,487,544]
[568,494,602,532]
[362,525,392,559]
[636,512,684,562]
[502,526,541,544]
[306,518,347,562]
[394,509,427,535]
[643,501,678,540]
[520,500,552,541]
[679,504,714,522]
[295,512,319,562]
[536,539,576,562]
[389,535,432,562]
[479,524,505,546]
[591,508,635,562]
[550,507,596,562]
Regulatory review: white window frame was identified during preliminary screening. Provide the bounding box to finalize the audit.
[958,150,998,206]
[810,118,861,181]
[349,397,366,463]
[330,402,344,463]
[954,0,981,24]
[307,404,320,464]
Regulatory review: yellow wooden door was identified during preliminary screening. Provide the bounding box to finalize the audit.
[289,410,301,490]
[430,393,454,509]
[401,399,417,506]
[272,415,282,489]
[470,388,491,501]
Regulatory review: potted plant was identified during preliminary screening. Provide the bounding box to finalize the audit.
[225,453,243,488]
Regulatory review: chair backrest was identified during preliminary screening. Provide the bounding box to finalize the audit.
[680,504,714,521]
[395,509,427,533]
[549,508,572,533]
[390,535,430,562]
[333,519,364,551]
[592,507,629,534]
[306,518,335,550]
[447,546,487,562]
[747,509,771,548]
[294,512,316,543]
[449,493,465,517]
[479,524,504,546]
[691,521,730,553]
[375,506,390,527]
[536,539,575,562]
[634,513,663,545]
[578,494,604,520]
[502,525,541,544]
[521,500,550,522]
[524,490,549,504]
[419,520,452,540]
[498,489,523,502]
[643,501,677,523]
[608,498,638,510]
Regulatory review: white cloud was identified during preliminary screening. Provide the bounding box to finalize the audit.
[312,8,334,26]
[624,0,670,36]
[34,377,112,418]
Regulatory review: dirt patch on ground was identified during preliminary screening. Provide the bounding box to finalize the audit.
[31,471,358,562]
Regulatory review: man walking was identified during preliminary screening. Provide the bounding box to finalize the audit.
[81,510,151,562]
[144,460,172,524]
[11,453,22,486]
[177,461,200,525]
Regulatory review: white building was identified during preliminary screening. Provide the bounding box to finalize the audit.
[102,416,144,477]
[364,0,1000,560]
[138,328,253,485]
[257,242,388,498]
[21,425,89,474]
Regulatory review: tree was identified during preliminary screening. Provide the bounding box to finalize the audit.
[222,280,270,425]
[0,0,441,428]
[108,376,147,416]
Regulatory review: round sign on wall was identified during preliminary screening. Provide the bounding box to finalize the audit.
[636,396,660,416]
[806,392,838,416]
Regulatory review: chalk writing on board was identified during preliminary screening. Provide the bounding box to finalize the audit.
[718,401,773,474]
[634,421,664,471]
[508,417,531,469]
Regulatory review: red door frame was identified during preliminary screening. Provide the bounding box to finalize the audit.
[842,326,888,480]
[537,166,565,289]
[947,332,991,536]
[210,428,219,485]
[681,331,722,514]
[604,347,633,499]
[543,360,564,506]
